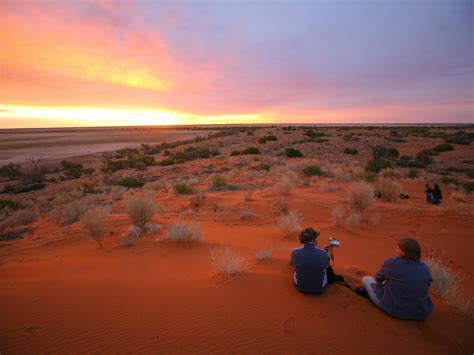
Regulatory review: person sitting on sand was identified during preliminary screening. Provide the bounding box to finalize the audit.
[433,184,443,203]
[361,238,433,320]
[290,227,329,294]
[425,184,439,204]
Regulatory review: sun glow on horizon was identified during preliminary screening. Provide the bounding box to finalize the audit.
[0,104,270,128]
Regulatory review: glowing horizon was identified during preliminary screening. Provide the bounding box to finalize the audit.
[1,0,472,128]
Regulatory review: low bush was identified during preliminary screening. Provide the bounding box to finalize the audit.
[242,147,261,155]
[440,176,458,185]
[278,211,301,238]
[381,168,402,179]
[2,209,38,228]
[406,168,419,179]
[366,159,391,173]
[190,191,205,210]
[167,221,202,243]
[258,163,272,171]
[302,165,323,177]
[348,181,374,213]
[230,150,241,156]
[83,207,109,248]
[259,135,278,144]
[61,200,90,225]
[463,182,474,193]
[344,148,358,155]
[433,143,454,153]
[174,183,193,195]
[116,177,144,188]
[212,175,228,188]
[0,200,18,210]
[0,163,22,180]
[210,246,249,278]
[374,178,401,202]
[126,196,159,230]
[285,148,303,158]
[158,159,175,166]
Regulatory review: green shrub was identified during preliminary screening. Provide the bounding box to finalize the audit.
[82,168,96,176]
[174,183,193,194]
[158,159,174,166]
[353,171,377,182]
[212,175,227,188]
[0,163,22,179]
[285,148,303,158]
[415,149,434,166]
[230,150,241,156]
[0,200,18,210]
[366,159,391,173]
[259,163,271,171]
[445,135,472,145]
[463,182,474,193]
[61,160,83,179]
[242,147,261,155]
[372,146,399,160]
[433,143,453,153]
[116,177,144,188]
[302,165,323,177]
[259,135,278,143]
[344,148,358,155]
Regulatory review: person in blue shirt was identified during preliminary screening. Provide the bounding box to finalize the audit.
[362,238,433,320]
[290,227,330,294]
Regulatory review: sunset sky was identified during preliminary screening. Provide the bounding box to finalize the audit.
[0,0,472,128]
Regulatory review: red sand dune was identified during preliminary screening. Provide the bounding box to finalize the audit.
[1,179,473,353]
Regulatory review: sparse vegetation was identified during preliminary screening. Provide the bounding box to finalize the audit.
[83,207,109,248]
[345,211,362,232]
[285,148,303,158]
[344,148,358,155]
[167,221,202,243]
[433,143,454,153]
[126,196,159,230]
[212,175,228,188]
[348,181,374,213]
[116,177,145,188]
[302,165,323,177]
[0,163,22,180]
[331,207,345,226]
[254,247,272,262]
[278,211,301,238]
[275,177,294,196]
[374,178,401,202]
[210,246,249,278]
[174,183,193,195]
[242,147,261,155]
[259,135,278,144]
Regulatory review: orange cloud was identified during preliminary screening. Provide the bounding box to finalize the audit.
[0,0,216,99]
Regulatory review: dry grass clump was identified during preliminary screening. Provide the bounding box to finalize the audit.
[120,228,141,246]
[167,221,202,243]
[278,211,301,238]
[210,246,249,278]
[345,211,362,232]
[424,254,471,316]
[331,207,345,226]
[254,247,272,262]
[332,166,351,182]
[348,181,374,213]
[275,177,294,196]
[374,178,401,202]
[239,210,259,220]
[212,175,228,188]
[59,200,90,225]
[1,209,38,228]
[83,207,109,248]
[450,190,467,202]
[244,190,253,201]
[126,195,161,230]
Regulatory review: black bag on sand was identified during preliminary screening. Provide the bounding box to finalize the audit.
[327,265,345,284]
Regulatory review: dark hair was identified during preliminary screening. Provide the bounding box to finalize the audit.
[397,238,421,261]
[299,227,320,244]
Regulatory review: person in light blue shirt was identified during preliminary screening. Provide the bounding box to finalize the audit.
[290,228,330,294]
[362,238,433,320]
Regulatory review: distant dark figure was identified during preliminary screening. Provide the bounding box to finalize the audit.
[399,193,410,199]
[361,238,433,320]
[425,184,439,204]
[433,184,443,202]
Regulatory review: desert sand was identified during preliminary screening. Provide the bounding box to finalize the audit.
[1,125,473,353]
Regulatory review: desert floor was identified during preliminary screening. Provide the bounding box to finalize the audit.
[0,125,473,353]
[0,127,212,165]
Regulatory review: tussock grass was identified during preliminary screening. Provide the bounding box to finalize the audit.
[254,247,272,262]
[275,177,294,196]
[374,178,401,202]
[210,246,249,278]
[345,211,362,232]
[126,196,160,230]
[348,181,374,213]
[83,207,109,248]
[278,211,301,238]
[167,221,202,243]
[331,207,345,226]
